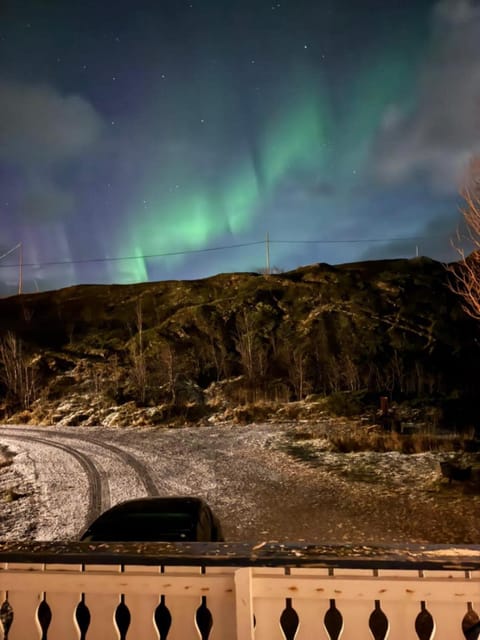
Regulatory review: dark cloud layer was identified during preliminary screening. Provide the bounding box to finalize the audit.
[372,0,480,195]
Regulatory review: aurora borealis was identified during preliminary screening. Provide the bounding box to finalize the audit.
[1,0,479,292]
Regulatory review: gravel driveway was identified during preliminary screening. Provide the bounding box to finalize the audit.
[0,423,478,544]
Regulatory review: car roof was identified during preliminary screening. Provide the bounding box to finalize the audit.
[79,496,215,542]
[84,496,210,526]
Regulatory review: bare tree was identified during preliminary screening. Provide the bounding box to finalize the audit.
[157,342,178,404]
[129,299,148,404]
[234,308,256,382]
[447,158,480,319]
[0,332,37,409]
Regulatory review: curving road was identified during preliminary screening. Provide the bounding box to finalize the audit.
[6,427,159,496]
[2,433,105,529]
[0,426,160,536]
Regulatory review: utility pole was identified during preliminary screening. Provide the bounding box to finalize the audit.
[265,232,270,275]
[18,242,23,295]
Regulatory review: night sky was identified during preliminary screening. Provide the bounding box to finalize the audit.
[1,0,479,292]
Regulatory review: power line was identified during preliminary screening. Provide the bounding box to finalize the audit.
[0,236,440,270]
[0,241,265,269]
[0,243,21,262]
[271,237,431,244]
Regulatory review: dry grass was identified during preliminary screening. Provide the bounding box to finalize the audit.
[328,429,471,454]
[230,402,279,424]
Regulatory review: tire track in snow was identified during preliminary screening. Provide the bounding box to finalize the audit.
[1,434,105,530]
[59,434,159,496]
[1,427,159,500]
[13,428,159,496]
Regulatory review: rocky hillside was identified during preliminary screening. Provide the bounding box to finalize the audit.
[0,257,478,429]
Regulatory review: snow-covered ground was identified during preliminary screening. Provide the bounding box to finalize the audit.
[0,423,478,544]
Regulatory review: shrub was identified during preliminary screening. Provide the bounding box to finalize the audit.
[324,391,364,417]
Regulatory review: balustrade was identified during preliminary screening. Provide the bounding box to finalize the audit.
[0,542,478,639]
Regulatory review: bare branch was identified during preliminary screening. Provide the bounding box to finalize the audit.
[447,179,480,320]
[0,332,37,409]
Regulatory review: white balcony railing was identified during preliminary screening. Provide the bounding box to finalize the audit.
[0,541,479,639]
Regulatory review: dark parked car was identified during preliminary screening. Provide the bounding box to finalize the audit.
[80,496,224,542]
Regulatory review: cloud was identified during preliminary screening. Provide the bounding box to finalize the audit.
[0,81,103,165]
[372,0,480,195]
[0,81,104,220]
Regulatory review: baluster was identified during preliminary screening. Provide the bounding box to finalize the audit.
[329,568,375,640]
[4,591,41,640]
[375,569,423,640]
[202,567,236,640]
[40,591,81,640]
[250,568,287,640]
[122,565,162,640]
[41,563,84,640]
[160,565,202,640]
[423,598,467,638]
[83,565,124,640]
[289,567,330,640]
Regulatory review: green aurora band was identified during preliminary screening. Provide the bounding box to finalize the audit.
[116,34,426,283]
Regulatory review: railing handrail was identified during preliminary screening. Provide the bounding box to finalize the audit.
[0,540,479,570]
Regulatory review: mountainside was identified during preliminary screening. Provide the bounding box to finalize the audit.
[0,257,478,429]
